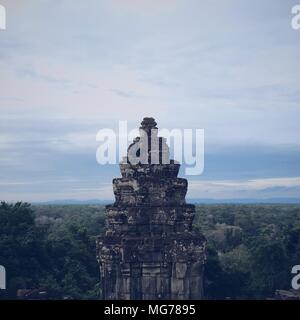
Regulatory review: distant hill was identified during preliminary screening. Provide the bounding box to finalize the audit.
[33,199,111,205]
[34,198,300,205]
[189,198,300,204]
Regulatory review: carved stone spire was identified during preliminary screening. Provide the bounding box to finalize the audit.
[96,118,206,300]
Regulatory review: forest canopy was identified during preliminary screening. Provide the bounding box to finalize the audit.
[0,202,300,299]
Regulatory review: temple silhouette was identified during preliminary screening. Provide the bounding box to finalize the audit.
[96,118,206,300]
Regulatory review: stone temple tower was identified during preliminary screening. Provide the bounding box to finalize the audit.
[96,118,206,300]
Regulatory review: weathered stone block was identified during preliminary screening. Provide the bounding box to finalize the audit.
[175,263,188,279]
[171,279,184,294]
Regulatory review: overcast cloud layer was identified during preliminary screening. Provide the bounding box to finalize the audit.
[0,0,299,201]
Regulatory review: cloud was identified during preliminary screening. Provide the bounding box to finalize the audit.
[188,177,300,199]
[110,0,181,12]
[0,0,300,201]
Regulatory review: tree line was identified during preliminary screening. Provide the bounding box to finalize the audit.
[1,202,300,299]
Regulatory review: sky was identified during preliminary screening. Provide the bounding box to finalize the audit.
[0,0,300,202]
